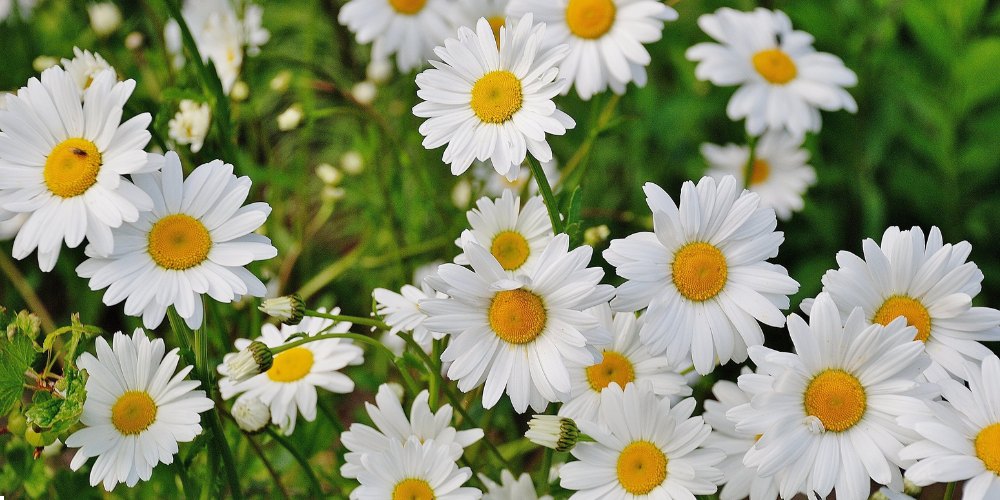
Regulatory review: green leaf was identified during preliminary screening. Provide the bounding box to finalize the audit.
[24,368,87,435]
[41,313,101,353]
[955,38,1000,112]
[0,323,38,416]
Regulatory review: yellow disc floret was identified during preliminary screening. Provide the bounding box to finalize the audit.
[803,369,867,432]
[491,231,531,271]
[111,391,157,436]
[671,242,728,302]
[388,0,426,15]
[148,214,213,270]
[616,441,668,495]
[267,347,315,382]
[873,295,932,343]
[752,48,798,84]
[975,423,1000,474]
[586,351,636,392]
[392,478,435,500]
[44,138,102,198]
[749,158,771,186]
[565,0,617,39]
[488,289,547,344]
[471,71,523,124]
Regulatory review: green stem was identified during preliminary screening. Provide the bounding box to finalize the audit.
[245,432,291,500]
[558,93,621,191]
[264,427,325,497]
[302,309,388,329]
[0,251,56,333]
[943,481,956,500]
[526,156,563,233]
[207,410,243,499]
[537,447,553,494]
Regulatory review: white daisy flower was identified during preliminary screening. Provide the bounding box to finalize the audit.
[508,0,678,100]
[60,47,114,92]
[413,14,576,177]
[338,0,457,73]
[455,189,553,274]
[558,304,691,423]
[702,130,816,221]
[0,67,158,271]
[219,309,364,434]
[76,151,276,329]
[374,281,446,348]
[341,383,484,479]
[0,0,35,21]
[686,7,857,137]
[732,292,933,500]
[167,99,211,153]
[901,355,1000,499]
[0,213,27,240]
[603,176,799,374]
[351,436,482,500]
[472,158,559,197]
[423,233,614,413]
[809,226,1000,378]
[65,329,214,491]
[560,382,724,498]
[480,470,552,500]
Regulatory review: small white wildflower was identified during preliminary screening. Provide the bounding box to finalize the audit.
[167,100,211,153]
[277,104,303,131]
[340,151,364,175]
[351,81,377,105]
[87,2,121,37]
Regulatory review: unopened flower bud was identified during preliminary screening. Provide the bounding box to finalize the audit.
[277,104,303,131]
[231,81,250,101]
[259,295,306,325]
[583,224,610,246]
[351,81,377,105]
[232,396,270,433]
[88,2,122,37]
[526,415,579,452]
[340,151,364,175]
[225,341,273,382]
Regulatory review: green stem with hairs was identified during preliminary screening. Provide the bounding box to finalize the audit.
[302,309,388,329]
[526,155,564,233]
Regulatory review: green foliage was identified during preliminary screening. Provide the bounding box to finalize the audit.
[24,368,87,437]
[0,315,39,416]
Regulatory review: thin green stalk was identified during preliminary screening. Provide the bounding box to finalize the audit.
[302,309,389,329]
[245,432,291,500]
[558,93,621,191]
[0,251,56,333]
[537,447,553,494]
[526,156,564,233]
[264,427,325,497]
[943,481,956,500]
[296,246,363,300]
[429,339,443,408]
[207,410,243,499]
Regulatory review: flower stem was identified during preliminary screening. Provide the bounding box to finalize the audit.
[558,93,621,191]
[536,447,553,494]
[264,426,325,497]
[943,481,956,500]
[303,308,389,329]
[526,156,563,233]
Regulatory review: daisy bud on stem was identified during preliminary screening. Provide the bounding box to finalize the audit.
[259,295,306,325]
[526,415,579,452]
[231,396,270,433]
[225,341,273,383]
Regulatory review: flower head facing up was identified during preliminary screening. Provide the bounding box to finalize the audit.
[351,436,482,500]
[454,190,553,275]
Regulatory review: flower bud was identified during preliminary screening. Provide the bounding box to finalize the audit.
[232,396,270,433]
[224,341,273,383]
[526,415,579,452]
[88,2,122,37]
[277,104,304,131]
[259,295,306,325]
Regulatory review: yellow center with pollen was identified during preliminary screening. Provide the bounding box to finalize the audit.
[267,347,315,382]
[488,289,546,344]
[803,369,866,432]
[586,351,636,391]
[616,441,667,495]
[43,138,102,198]
[490,231,530,270]
[388,0,426,15]
[752,48,797,84]
[148,214,213,270]
[749,158,770,185]
[471,71,523,124]
[392,478,435,500]
[873,295,932,342]
[565,0,616,39]
[671,242,728,301]
[111,391,157,435]
[488,15,505,48]
[975,423,1000,474]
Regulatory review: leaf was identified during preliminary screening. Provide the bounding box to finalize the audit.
[24,368,87,435]
[955,38,1000,112]
[0,324,37,416]
[41,313,101,353]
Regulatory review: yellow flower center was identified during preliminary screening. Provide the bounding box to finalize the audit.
[267,347,315,382]
[585,351,636,391]
[749,158,770,186]
[488,15,505,48]
[671,242,728,301]
[565,0,617,39]
[803,369,866,432]
[392,478,435,500]
[616,441,667,495]
[975,423,1000,474]
[147,214,213,270]
[490,231,531,271]
[752,48,798,84]
[43,138,102,198]
[488,289,547,344]
[111,391,157,436]
[470,71,523,124]
[388,0,426,15]
[872,295,932,343]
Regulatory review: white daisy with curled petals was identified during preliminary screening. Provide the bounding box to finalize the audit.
[603,176,799,374]
[454,189,553,274]
[339,0,457,73]
[351,436,482,500]
[76,151,276,329]
[413,13,576,177]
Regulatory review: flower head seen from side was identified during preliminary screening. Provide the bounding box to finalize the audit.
[733,293,933,500]
[219,310,364,434]
[338,0,457,73]
[351,436,482,500]
[65,329,214,491]
[0,67,158,271]
[167,99,211,153]
[559,304,691,423]
[811,226,1000,378]
[413,14,576,178]
[479,469,552,500]
[507,0,678,100]
[686,7,857,137]
[423,233,614,413]
[76,151,276,329]
[603,176,800,374]
[60,47,114,92]
[560,382,724,498]
[454,189,553,275]
[374,280,446,348]
[702,130,816,221]
[340,383,484,479]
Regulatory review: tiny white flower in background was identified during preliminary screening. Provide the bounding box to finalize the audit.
[480,470,553,500]
[340,150,364,175]
[454,190,553,275]
[231,395,271,433]
[508,0,678,100]
[351,436,482,500]
[687,7,857,138]
[32,55,59,71]
[230,81,250,101]
[340,383,484,479]
[0,0,36,21]
[366,58,393,84]
[88,2,122,37]
[124,31,144,50]
[413,14,576,177]
[582,224,609,246]
[315,163,343,185]
[702,130,817,221]
[168,99,211,153]
[338,0,458,73]
[270,70,292,92]
[65,329,214,491]
[452,179,473,208]
[351,80,377,105]
[277,104,304,131]
[472,158,560,197]
[61,47,114,92]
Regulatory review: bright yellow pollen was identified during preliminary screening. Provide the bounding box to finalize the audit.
[392,478,435,500]
[671,242,728,301]
[111,391,157,436]
[803,369,866,432]
[586,351,636,391]
[470,71,523,124]
[43,138,102,198]
[975,424,1000,474]
[752,48,797,84]
[267,347,315,382]
[565,0,616,39]
[490,231,530,270]
[488,15,505,48]
[873,296,932,343]
[147,214,213,270]
[749,159,770,185]
[488,289,546,344]
[616,441,667,495]
[388,0,426,15]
